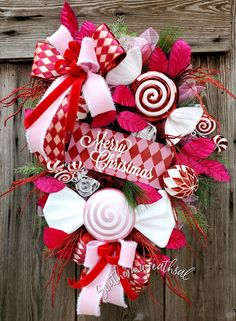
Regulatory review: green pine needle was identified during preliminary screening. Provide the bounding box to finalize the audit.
[158,26,182,53]
[110,16,136,38]
[23,97,40,109]
[15,161,44,176]
[175,205,208,233]
[196,177,211,210]
[122,181,147,209]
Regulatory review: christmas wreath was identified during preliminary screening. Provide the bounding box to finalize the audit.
[0,2,234,317]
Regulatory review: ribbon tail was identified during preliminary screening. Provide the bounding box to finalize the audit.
[117,266,138,301]
[25,75,74,159]
[77,264,112,316]
[102,265,127,307]
[82,71,116,127]
[25,75,76,129]
[68,257,107,288]
[66,73,87,133]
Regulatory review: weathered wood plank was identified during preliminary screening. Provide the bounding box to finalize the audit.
[0,63,77,321]
[0,0,232,60]
[165,52,236,321]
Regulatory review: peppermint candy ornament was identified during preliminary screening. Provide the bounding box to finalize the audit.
[129,254,152,296]
[73,232,93,265]
[212,134,228,152]
[196,113,217,136]
[83,188,135,242]
[133,71,178,121]
[163,165,198,199]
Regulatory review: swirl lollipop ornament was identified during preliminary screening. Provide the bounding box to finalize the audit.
[133,71,178,121]
[83,188,136,241]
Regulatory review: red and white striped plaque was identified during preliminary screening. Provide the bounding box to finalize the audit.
[66,122,174,189]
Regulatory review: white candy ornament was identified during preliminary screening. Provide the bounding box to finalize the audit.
[163,165,199,199]
[83,188,136,242]
[212,135,228,153]
[165,105,203,145]
[106,47,142,86]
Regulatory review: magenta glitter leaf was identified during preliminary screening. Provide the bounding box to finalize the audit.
[166,228,187,249]
[182,138,215,160]
[200,160,231,182]
[168,40,191,78]
[113,85,136,107]
[76,20,96,43]
[117,111,148,132]
[135,182,162,204]
[149,47,168,74]
[60,2,78,39]
[34,176,65,193]
[176,154,205,175]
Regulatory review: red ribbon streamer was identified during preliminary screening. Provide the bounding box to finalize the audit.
[68,243,137,300]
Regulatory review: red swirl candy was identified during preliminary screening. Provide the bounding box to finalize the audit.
[133,71,178,121]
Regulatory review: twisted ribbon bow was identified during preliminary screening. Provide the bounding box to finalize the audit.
[26,24,126,161]
[68,240,137,316]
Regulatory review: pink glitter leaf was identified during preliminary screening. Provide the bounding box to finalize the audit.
[60,2,78,39]
[166,228,187,249]
[200,160,231,182]
[182,138,215,160]
[113,85,136,107]
[149,47,168,74]
[176,154,205,175]
[76,20,96,43]
[135,182,162,204]
[34,176,65,193]
[117,111,148,132]
[168,40,191,78]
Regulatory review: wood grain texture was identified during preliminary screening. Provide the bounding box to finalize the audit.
[0,63,76,321]
[0,1,236,321]
[165,28,236,321]
[0,0,232,60]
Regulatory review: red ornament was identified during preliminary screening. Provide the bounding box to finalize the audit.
[163,165,198,199]
[73,232,94,265]
[129,253,152,296]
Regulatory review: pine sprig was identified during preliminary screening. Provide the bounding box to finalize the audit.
[175,205,208,233]
[24,97,40,109]
[196,177,211,210]
[122,181,147,209]
[15,161,45,176]
[110,16,136,38]
[158,27,182,53]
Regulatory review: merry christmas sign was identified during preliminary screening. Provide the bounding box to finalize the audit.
[66,122,174,188]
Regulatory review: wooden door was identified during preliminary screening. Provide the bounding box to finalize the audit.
[0,1,235,320]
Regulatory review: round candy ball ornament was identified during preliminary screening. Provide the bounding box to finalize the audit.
[163,165,199,199]
[212,134,228,153]
[133,71,178,121]
[83,188,136,242]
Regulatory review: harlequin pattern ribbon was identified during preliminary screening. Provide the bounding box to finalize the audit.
[26,24,126,161]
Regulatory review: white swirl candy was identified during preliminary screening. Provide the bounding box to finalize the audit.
[134,71,178,121]
[196,113,216,135]
[212,135,228,152]
[83,188,135,241]
[54,170,73,183]
[46,160,64,173]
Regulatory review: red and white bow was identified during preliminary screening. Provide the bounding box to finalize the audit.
[25,24,126,161]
